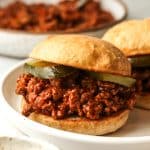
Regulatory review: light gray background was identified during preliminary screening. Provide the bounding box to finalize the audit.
[124,0,150,19]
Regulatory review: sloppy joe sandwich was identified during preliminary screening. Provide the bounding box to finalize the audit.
[103,19,150,109]
[16,35,136,135]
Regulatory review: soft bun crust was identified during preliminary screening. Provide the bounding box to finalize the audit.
[28,110,129,135]
[103,19,150,57]
[30,35,131,76]
[136,94,150,109]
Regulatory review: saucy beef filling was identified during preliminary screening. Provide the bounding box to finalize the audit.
[0,0,114,33]
[132,67,150,94]
[16,73,135,120]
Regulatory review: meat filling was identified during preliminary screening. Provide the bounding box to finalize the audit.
[132,67,150,94]
[0,0,114,33]
[16,73,135,120]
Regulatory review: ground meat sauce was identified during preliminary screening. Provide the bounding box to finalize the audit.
[0,0,114,33]
[132,67,150,94]
[16,73,135,120]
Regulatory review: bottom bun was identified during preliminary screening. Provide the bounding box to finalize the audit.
[136,94,150,110]
[28,110,129,135]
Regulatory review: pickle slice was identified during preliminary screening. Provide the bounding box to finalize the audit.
[24,60,79,79]
[24,60,136,87]
[128,55,150,67]
[87,72,136,87]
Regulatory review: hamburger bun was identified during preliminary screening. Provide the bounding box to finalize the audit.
[30,34,131,76]
[22,99,129,135]
[29,110,129,135]
[136,94,150,109]
[102,19,150,57]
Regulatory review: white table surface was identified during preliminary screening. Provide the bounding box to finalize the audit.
[0,0,150,139]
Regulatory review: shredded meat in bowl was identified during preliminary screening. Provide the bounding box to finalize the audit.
[0,0,114,33]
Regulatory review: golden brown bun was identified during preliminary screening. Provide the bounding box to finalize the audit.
[29,110,129,135]
[103,19,150,57]
[30,34,131,76]
[136,94,150,109]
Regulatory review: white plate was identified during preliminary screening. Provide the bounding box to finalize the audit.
[0,135,59,150]
[0,0,127,58]
[1,60,150,150]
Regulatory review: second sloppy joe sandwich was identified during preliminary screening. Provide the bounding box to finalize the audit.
[103,19,150,110]
[16,35,136,135]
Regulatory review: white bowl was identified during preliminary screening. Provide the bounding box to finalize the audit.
[0,60,150,150]
[0,135,59,150]
[0,0,127,58]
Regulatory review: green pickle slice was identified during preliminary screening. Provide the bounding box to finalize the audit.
[24,60,136,87]
[87,72,136,87]
[24,60,78,79]
[128,55,150,67]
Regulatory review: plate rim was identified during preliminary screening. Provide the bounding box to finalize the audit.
[0,135,59,150]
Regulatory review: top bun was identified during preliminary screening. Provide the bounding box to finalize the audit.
[30,34,131,76]
[103,19,150,57]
